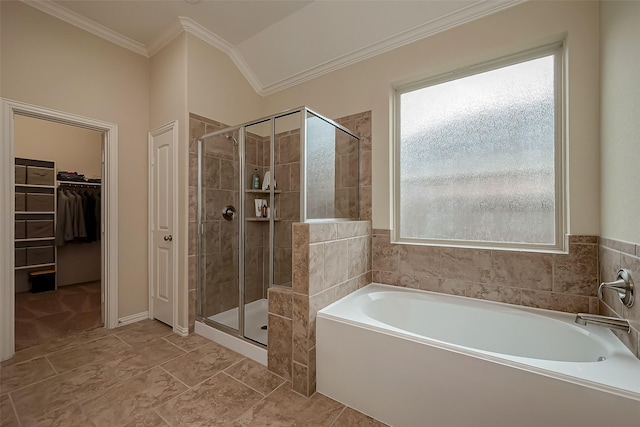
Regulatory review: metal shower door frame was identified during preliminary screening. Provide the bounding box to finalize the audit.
[196,106,360,346]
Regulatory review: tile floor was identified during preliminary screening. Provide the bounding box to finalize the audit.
[14,281,102,351]
[0,320,388,426]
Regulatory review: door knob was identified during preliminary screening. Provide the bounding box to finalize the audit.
[164,235,173,242]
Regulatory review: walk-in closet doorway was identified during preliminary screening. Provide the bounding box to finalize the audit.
[0,99,119,361]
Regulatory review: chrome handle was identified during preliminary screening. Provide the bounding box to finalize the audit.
[222,205,236,221]
[164,235,173,242]
[598,268,634,307]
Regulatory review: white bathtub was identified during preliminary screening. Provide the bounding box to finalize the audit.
[317,283,640,427]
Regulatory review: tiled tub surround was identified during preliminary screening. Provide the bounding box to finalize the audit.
[373,230,600,315]
[599,238,640,358]
[267,221,372,396]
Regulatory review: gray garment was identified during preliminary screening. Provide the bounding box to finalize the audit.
[68,190,87,238]
[55,190,74,245]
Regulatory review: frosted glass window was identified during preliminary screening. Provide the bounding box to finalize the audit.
[396,49,563,248]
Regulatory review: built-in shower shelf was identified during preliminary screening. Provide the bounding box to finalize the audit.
[245,218,281,222]
[245,189,281,194]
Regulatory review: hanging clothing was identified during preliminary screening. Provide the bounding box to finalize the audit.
[82,190,97,242]
[55,186,101,246]
[55,189,74,245]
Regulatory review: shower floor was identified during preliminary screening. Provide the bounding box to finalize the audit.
[207,298,268,345]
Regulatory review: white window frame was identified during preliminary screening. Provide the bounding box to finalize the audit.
[392,42,567,252]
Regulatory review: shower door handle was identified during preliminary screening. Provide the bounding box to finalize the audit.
[164,235,173,242]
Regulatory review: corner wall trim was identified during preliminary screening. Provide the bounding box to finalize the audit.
[174,325,189,337]
[118,311,150,326]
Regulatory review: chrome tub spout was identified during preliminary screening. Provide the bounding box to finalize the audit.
[575,313,630,333]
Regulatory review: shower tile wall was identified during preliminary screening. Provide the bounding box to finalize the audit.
[599,238,640,358]
[336,112,372,221]
[274,129,301,286]
[372,231,600,314]
[245,131,269,304]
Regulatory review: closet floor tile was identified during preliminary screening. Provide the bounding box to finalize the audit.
[14,281,103,352]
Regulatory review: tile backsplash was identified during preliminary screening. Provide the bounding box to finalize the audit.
[373,231,600,314]
[599,237,640,358]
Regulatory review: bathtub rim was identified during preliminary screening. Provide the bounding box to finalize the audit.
[317,282,640,401]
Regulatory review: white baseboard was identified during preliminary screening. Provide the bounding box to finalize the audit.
[117,311,149,326]
[195,321,267,366]
[174,324,189,337]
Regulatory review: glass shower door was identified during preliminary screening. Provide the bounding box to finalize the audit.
[273,111,302,287]
[305,110,360,219]
[243,120,271,344]
[198,131,241,333]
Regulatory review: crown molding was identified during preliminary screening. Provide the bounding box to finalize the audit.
[147,20,184,57]
[22,0,149,57]
[259,0,526,95]
[177,17,264,95]
[22,0,525,97]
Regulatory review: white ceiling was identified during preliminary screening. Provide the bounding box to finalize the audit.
[24,0,524,96]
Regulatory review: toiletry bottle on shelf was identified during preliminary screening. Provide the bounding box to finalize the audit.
[251,169,261,189]
[262,203,268,218]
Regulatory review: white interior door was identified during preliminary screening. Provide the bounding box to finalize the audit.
[149,122,178,327]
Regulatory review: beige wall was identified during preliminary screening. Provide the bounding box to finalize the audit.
[149,33,188,328]
[186,33,265,127]
[600,1,640,243]
[1,0,611,326]
[1,1,150,318]
[14,116,103,178]
[265,0,601,235]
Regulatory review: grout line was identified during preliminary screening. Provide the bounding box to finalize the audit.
[328,405,347,426]
[158,365,192,390]
[7,392,22,427]
[221,371,270,397]
[221,357,246,374]
[153,407,172,426]
[44,355,59,375]
[105,332,132,350]
[226,392,267,424]
[2,358,64,396]
[160,337,190,354]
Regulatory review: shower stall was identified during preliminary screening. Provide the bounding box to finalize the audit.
[196,106,360,346]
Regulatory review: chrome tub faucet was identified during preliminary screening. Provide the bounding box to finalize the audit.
[598,268,634,308]
[574,313,631,333]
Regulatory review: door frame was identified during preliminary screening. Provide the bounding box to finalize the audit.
[148,121,179,333]
[0,98,119,361]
